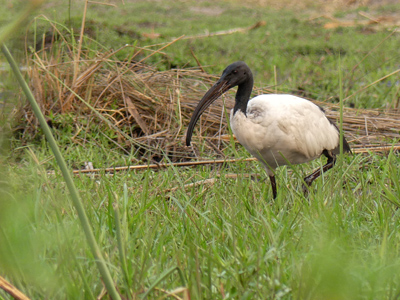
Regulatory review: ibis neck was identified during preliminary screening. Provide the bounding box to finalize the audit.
[233,76,253,116]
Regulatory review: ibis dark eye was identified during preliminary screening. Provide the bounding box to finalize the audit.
[233,70,238,74]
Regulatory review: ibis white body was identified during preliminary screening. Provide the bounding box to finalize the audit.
[186,61,351,198]
[230,94,339,176]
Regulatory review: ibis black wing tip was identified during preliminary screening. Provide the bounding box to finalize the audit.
[343,137,352,154]
[331,135,352,156]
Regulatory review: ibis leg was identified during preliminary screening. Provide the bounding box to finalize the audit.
[269,175,277,199]
[303,151,336,194]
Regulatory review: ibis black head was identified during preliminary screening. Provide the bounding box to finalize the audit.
[218,61,252,87]
[186,61,253,146]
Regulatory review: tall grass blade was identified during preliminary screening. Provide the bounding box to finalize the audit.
[1,44,121,300]
[113,204,132,298]
[379,144,400,208]
[339,54,344,156]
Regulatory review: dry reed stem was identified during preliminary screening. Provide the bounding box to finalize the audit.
[0,276,31,300]
[45,157,257,175]
[181,21,266,40]
[152,287,187,300]
[87,1,117,7]
[45,143,400,176]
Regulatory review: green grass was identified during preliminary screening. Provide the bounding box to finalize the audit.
[93,3,400,109]
[1,0,400,299]
[1,150,400,299]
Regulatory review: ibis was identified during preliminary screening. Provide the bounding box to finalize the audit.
[186,61,351,199]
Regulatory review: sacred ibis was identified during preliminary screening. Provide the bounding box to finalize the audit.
[186,61,351,199]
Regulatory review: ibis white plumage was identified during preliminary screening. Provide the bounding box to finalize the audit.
[186,61,351,199]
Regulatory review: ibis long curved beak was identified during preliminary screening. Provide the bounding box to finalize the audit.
[186,79,231,146]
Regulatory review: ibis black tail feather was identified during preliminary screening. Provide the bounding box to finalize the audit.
[327,118,352,155]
